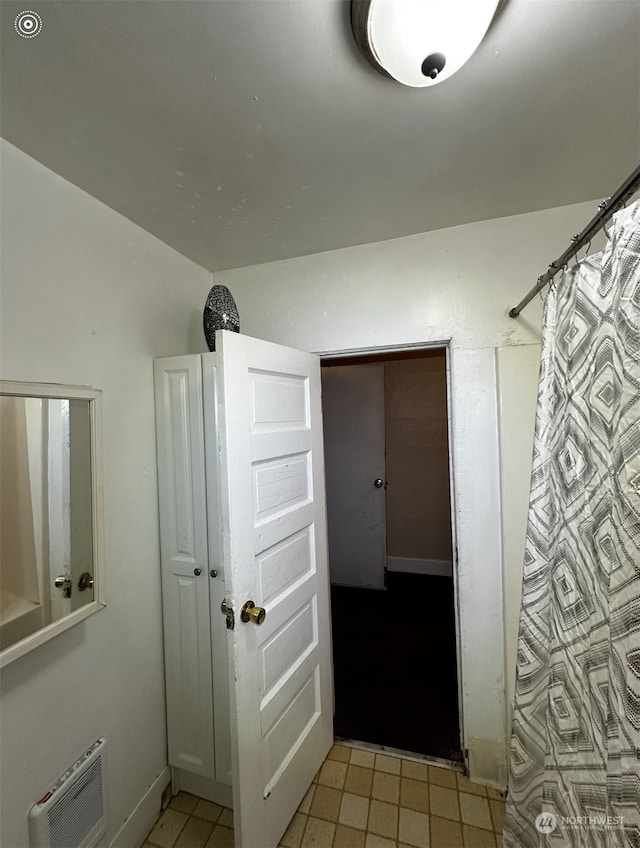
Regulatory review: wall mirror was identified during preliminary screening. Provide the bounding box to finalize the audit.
[0,381,104,668]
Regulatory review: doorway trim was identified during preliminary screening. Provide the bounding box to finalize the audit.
[318,339,465,766]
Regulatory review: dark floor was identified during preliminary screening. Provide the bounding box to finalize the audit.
[331,571,463,762]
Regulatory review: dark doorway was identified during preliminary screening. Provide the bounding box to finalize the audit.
[331,572,462,761]
[322,347,462,763]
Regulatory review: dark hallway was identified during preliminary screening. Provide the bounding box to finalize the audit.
[331,571,463,763]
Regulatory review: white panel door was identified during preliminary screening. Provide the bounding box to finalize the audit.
[212,332,333,848]
[321,364,387,589]
[201,355,233,786]
[154,356,215,779]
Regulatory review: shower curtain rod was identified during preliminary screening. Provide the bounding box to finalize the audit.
[509,163,640,318]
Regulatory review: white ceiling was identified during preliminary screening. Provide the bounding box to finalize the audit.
[1,0,638,272]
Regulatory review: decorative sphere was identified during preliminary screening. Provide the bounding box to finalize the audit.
[203,284,240,351]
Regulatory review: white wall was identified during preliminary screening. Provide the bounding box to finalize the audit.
[214,198,600,787]
[0,141,212,848]
[384,355,452,563]
[496,345,541,734]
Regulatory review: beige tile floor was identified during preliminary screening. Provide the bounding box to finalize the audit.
[143,743,506,848]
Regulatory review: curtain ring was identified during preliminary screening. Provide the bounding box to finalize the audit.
[557,264,568,289]
[549,264,566,296]
[598,197,611,241]
[570,234,583,269]
[540,262,558,302]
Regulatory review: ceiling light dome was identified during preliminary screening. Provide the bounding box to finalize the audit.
[352,0,500,87]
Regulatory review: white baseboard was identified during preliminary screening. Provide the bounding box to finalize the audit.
[387,556,453,577]
[174,769,233,808]
[109,765,170,848]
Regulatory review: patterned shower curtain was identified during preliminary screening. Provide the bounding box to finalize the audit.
[503,201,640,848]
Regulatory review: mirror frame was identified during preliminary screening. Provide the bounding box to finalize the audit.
[0,380,105,668]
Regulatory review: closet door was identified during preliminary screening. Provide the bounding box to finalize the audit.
[321,363,387,589]
[210,332,333,848]
[154,356,215,779]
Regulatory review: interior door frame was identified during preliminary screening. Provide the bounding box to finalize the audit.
[319,339,465,764]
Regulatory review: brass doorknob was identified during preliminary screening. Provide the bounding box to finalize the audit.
[240,600,266,625]
[77,572,94,591]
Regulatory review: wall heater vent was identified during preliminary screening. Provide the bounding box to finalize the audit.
[29,738,108,848]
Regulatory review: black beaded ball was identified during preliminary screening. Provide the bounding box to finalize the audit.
[203,284,240,351]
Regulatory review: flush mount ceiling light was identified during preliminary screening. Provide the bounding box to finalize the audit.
[352,0,500,87]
